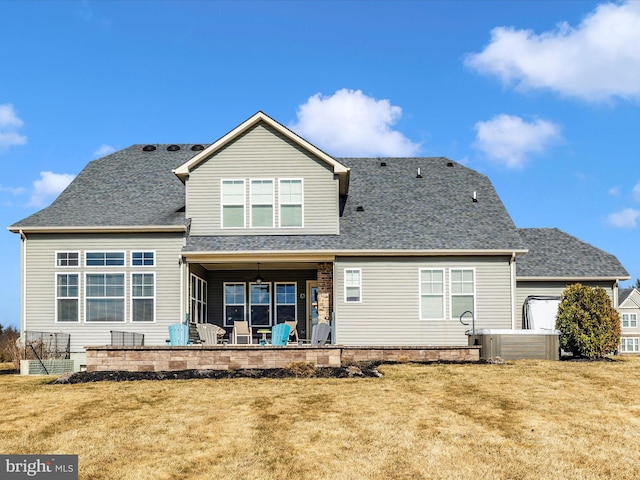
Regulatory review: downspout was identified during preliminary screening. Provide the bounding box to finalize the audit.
[614,280,619,308]
[510,252,516,330]
[19,230,27,345]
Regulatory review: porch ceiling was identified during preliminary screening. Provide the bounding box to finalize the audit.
[198,262,320,271]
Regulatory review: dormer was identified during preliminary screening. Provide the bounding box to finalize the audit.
[173,112,350,236]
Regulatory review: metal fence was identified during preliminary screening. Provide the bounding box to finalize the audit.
[24,331,71,360]
[110,331,145,346]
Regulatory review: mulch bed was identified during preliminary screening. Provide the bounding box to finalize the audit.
[51,362,383,384]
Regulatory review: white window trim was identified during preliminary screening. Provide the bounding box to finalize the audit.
[131,250,156,267]
[449,267,476,320]
[620,337,640,353]
[250,178,275,228]
[275,282,297,323]
[278,178,304,228]
[85,251,126,268]
[55,251,80,268]
[55,272,80,323]
[622,313,638,328]
[130,272,156,323]
[249,282,272,327]
[221,179,246,229]
[223,282,245,327]
[84,272,126,323]
[344,268,362,304]
[419,268,445,320]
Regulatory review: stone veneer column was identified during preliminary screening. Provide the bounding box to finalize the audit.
[317,262,333,324]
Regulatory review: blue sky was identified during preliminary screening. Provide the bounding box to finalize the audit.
[2,1,640,329]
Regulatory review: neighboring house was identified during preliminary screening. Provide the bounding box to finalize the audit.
[8,112,629,369]
[617,287,640,353]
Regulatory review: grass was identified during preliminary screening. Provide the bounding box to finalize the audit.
[2,358,640,479]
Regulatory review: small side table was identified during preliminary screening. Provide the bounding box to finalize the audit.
[257,328,271,345]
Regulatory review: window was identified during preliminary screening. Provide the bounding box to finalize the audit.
[251,179,274,227]
[191,275,208,323]
[275,283,296,323]
[86,251,125,267]
[622,313,637,328]
[131,273,155,322]
[56,252,79,267]
[132,251,154,267]
[450,269,475,319]
[279,179,303,227]
[56,274,79,322]
[345,269,362,303]
[224,283,244,326]
[85,273,125,322]
[420,269,444,320]
[620,337,640,353]
[250,283,271,326]
[221,179,245,228]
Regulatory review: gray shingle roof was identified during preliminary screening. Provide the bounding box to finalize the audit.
[10,145,202,228]
[618,287,635,305]
[516,228,628,278]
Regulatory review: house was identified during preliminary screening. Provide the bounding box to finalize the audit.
[8,111,629,370]
[617,287,640,353]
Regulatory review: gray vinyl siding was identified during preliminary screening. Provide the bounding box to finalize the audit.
[515,280,615,329]
[186,123,339,236]
[334,256,513,346]
[23,232,184,353]
[204,269,317,339]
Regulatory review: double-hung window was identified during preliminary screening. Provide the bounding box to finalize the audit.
[131,273,155,322]
[420,269,444,320]
[622,313,637,328]
[56,273,79,322]
[279,179,303,227]
[221,180,245,228]
[224,283,244,326]
[345,269,362,303]
[620,337,640,353]
[450,269,475,319]
[85,273,125,322]
[251,179,274,227]
[275,283,296,322]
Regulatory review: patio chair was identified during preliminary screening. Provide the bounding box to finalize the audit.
[232,321,253,344]
[310,322,331,346]
[196,323,226,345]
[284,320,299,343]
[270,323,291,346]
[168,323,189,346]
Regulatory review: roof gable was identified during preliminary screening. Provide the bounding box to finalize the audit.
[173,111,350,194]
[619,287,640,308]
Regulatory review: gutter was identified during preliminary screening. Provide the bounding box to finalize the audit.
[7,225,187,234]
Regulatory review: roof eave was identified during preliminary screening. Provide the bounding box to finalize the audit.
[7,225,187,234]
[516,275,630,282]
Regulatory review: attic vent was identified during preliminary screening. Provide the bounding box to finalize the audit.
[356,206,365,212]
[380,161,387,167]
[191,144,204,151]
[446,161,454,167]
[416,167,423,179]
[142,145,156,152]
[167,145,181,151]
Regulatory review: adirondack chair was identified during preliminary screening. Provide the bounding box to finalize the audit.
[168,323,189,346]
[310,322,331,346]
[232,321,253,344]
[196,323,225,345]
[284,320,299,343]
[270,323,291,346]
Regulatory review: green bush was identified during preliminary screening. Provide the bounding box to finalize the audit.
[556,284,620,359]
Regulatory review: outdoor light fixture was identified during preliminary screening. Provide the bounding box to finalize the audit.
[255,263,263,284]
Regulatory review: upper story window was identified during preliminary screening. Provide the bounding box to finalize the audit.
[622,313,637,328]
[345,268,362,303]
[221,179,245,228]
[56,252,79,267]
[279,179,303,227]
[251,179,274,228]
[86,251,125,267]
[132,251,155,267]
[420,269,444,320]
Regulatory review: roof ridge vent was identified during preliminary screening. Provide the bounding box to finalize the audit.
[142,145,156,152]
[446,161,454,167]
[380,161,387,167]
[167,145,181,151]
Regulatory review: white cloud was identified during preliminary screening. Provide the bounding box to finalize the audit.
[465,1,640,102]
[0,185,25,196]
[289,89,421,156]
[472,114,561,168]
[608,207,640,228]
[0,104,27,150]
[632,182,640,202]
[609,186,621,196]
[28,171,76,207]
[93,144,115,157]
